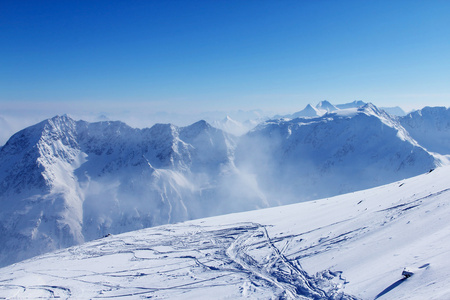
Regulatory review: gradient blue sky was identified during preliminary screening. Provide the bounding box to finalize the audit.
[1,0,449,115]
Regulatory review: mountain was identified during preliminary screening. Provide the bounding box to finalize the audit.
[211,115,251,136]
[0,116,266,267]
[399,106,450,155]
[1,164,449,299]
[381,106,407,116]
[0,103,447,268]
[316,100,338,112]
[236,103,439,205]
[290,104,325,118]
[336,100,366,109]
[281,101,365,120]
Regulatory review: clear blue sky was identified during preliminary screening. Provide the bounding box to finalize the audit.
[1,0,449,114]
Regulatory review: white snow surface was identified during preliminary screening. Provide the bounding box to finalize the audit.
[1,165,450,299]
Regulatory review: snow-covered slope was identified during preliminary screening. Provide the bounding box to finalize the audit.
[290,104,325,118]
[400,106,450,155]
[336,100,367,109]
[1,165,449,299]
[236,104,439,204]
[316,100,338,113]
[282,100,366,120]
[0,116,266,267]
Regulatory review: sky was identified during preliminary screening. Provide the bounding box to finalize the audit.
[0,0,449,135]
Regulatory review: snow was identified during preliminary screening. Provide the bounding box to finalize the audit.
[291,104,325,118]
[1,165,450,299]
[316,100,338,113]
[400,106,450,155]
[211,115,253,136]
[381,106,406,116]
[336,100,367,109]
[0,116,267,267]
[0,102,448,273]
[237,103,439,204]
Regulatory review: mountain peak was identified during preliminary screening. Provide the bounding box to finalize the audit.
[316,100,338,112]
[291,104,323,118]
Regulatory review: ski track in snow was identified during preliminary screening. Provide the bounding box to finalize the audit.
[0,222,356,299]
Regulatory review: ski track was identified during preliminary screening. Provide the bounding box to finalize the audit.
[7,186,446,299]
[9,185,449,299]
[0,222,357,299]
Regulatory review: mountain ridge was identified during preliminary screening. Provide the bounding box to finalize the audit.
[0,103,448,267]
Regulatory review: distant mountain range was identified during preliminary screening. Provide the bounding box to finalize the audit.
[0,102,448,267]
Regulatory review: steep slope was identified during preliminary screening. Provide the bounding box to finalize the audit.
[0,116,266,267]
[1,165,449,299]
[236,104,439,205]
[399,106,450,154]
[0,116,85,265]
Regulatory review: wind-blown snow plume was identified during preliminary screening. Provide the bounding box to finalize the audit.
[236,104,438,204]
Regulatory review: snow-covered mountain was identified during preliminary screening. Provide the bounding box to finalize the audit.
[283,100,364,119]
[279,103,326,119]
[336,100,367,109]
[381,106,406,116]
[400,106,450,155]
[236,104,439,205]
[211,115,252,136]
[1,164,450,299]
[0,116,266,267]
[0,103,447,268]
[316,100,338,112]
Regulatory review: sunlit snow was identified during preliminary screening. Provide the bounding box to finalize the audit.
[1,166,450,299]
